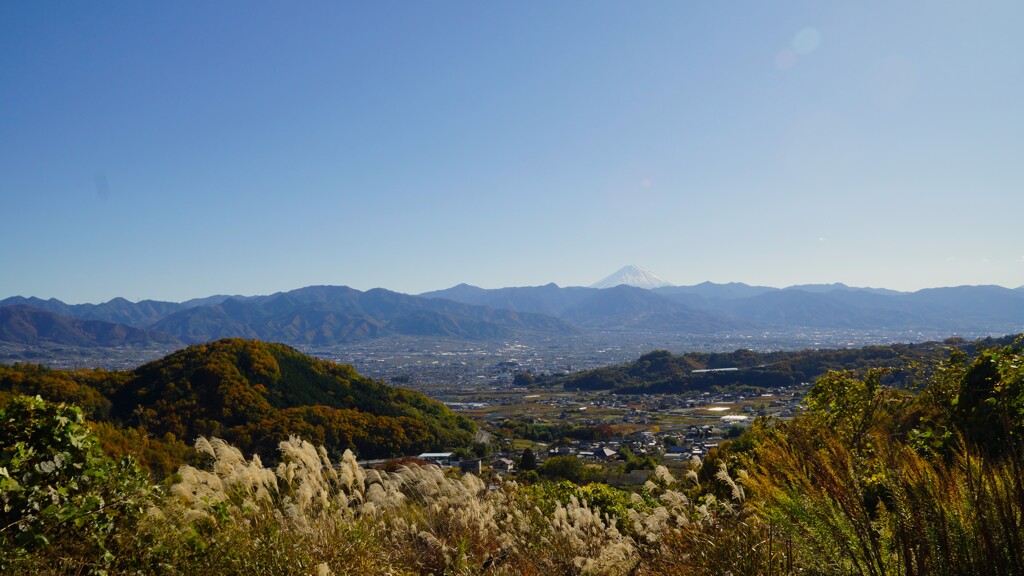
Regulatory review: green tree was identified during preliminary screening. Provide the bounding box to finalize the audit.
[618,446,659,473]
[538,455,591,484]
[952,343,1024,455]
[519,447,537,471]
[0,395,151,570]
[513,371,536,386]
[805,368,903,453]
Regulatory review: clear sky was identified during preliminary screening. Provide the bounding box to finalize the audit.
[2,1,1022,303]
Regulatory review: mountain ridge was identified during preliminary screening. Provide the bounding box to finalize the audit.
[146,285,579,345]
[0,305,183,348]
[3,279,1024,349]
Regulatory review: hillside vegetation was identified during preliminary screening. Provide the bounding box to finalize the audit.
[0,339,475,474]
[3,337,1024,574]
[550,335,1018,393]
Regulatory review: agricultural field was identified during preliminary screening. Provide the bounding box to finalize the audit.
[448,386,808,439]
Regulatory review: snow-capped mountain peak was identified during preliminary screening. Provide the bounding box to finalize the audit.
[591,265,674,289]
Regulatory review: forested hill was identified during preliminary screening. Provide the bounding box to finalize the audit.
[550,334,1023,393]
[0,339,476,472]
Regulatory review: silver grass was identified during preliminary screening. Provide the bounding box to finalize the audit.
[715,461,746,502]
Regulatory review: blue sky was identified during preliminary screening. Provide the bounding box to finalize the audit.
[2,1,1023,303]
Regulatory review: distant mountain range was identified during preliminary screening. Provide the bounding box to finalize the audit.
[0,286,576,348]
[0,305,182,348]
[422,281,1024,334]
[2,269,1023,349]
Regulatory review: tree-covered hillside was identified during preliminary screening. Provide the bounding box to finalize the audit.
[0,339,475,471]
[551,335,1021,393]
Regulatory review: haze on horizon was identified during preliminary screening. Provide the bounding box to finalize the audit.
[2,2,1023,304]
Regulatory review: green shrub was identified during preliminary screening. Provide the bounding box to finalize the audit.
[0,395,152,572]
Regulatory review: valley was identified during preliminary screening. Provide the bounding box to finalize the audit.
[1,325,978,387]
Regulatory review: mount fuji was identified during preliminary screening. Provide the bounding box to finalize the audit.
[591,265,674,290]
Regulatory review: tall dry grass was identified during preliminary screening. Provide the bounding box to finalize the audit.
[115,435,757,576]
[747,418,1024,576]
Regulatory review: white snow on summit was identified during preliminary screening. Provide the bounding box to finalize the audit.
[591,265,674,289]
